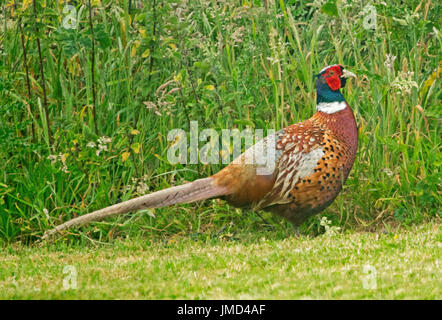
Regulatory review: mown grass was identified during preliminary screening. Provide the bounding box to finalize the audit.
[0,222,440,299]
[0,0,440,243]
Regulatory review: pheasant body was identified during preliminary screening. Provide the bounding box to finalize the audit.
[43,64,358,239]
[264,103,358,226]
[213,99,357,227]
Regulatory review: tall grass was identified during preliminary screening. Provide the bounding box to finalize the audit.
[0,0,440,242]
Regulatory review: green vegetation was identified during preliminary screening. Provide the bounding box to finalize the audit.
[0,222,440,299]
[0,0,440,244]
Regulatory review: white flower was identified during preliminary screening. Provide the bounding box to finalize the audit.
[46,154,69,173]
[320,216,341,237]
[123,176,150,195]
[231,26,244,45]
[95,144,108,156]
[94,136,112,156]
[86,142,96,148]
[47,154,58,164]
[266,56,280,65]
[61,164,69,173]
[391,71,418,95]
[384,54,397,70]
[136,181,149,194]
[98,136,112,145]
[308,0,327,9]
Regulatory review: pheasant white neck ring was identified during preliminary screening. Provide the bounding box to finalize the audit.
[316,101,347,114]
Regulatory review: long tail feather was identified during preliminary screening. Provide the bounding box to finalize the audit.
[42,177,228,239]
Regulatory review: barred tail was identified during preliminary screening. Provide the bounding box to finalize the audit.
[42,177,228,239]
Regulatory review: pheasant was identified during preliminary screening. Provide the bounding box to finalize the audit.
[43,65,357,239]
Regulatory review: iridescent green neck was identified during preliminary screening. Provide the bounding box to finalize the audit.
[317,91,345,103]
[316,79,346,103]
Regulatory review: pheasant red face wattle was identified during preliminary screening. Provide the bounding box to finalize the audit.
[323,65,344,91]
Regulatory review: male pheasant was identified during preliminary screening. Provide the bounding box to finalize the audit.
[43,65,357,239]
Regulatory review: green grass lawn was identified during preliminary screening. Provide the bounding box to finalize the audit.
[1,222,440,299]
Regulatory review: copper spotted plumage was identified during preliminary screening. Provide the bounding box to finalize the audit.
[43,65,358,239]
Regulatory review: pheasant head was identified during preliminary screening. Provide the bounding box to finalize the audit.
[315,64,356,113]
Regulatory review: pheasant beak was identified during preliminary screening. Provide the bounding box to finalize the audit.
[341,69,357,79]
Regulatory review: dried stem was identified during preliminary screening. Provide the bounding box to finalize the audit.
[32,0,53,148]
[18,10,36,141]
[88,0,99,135]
